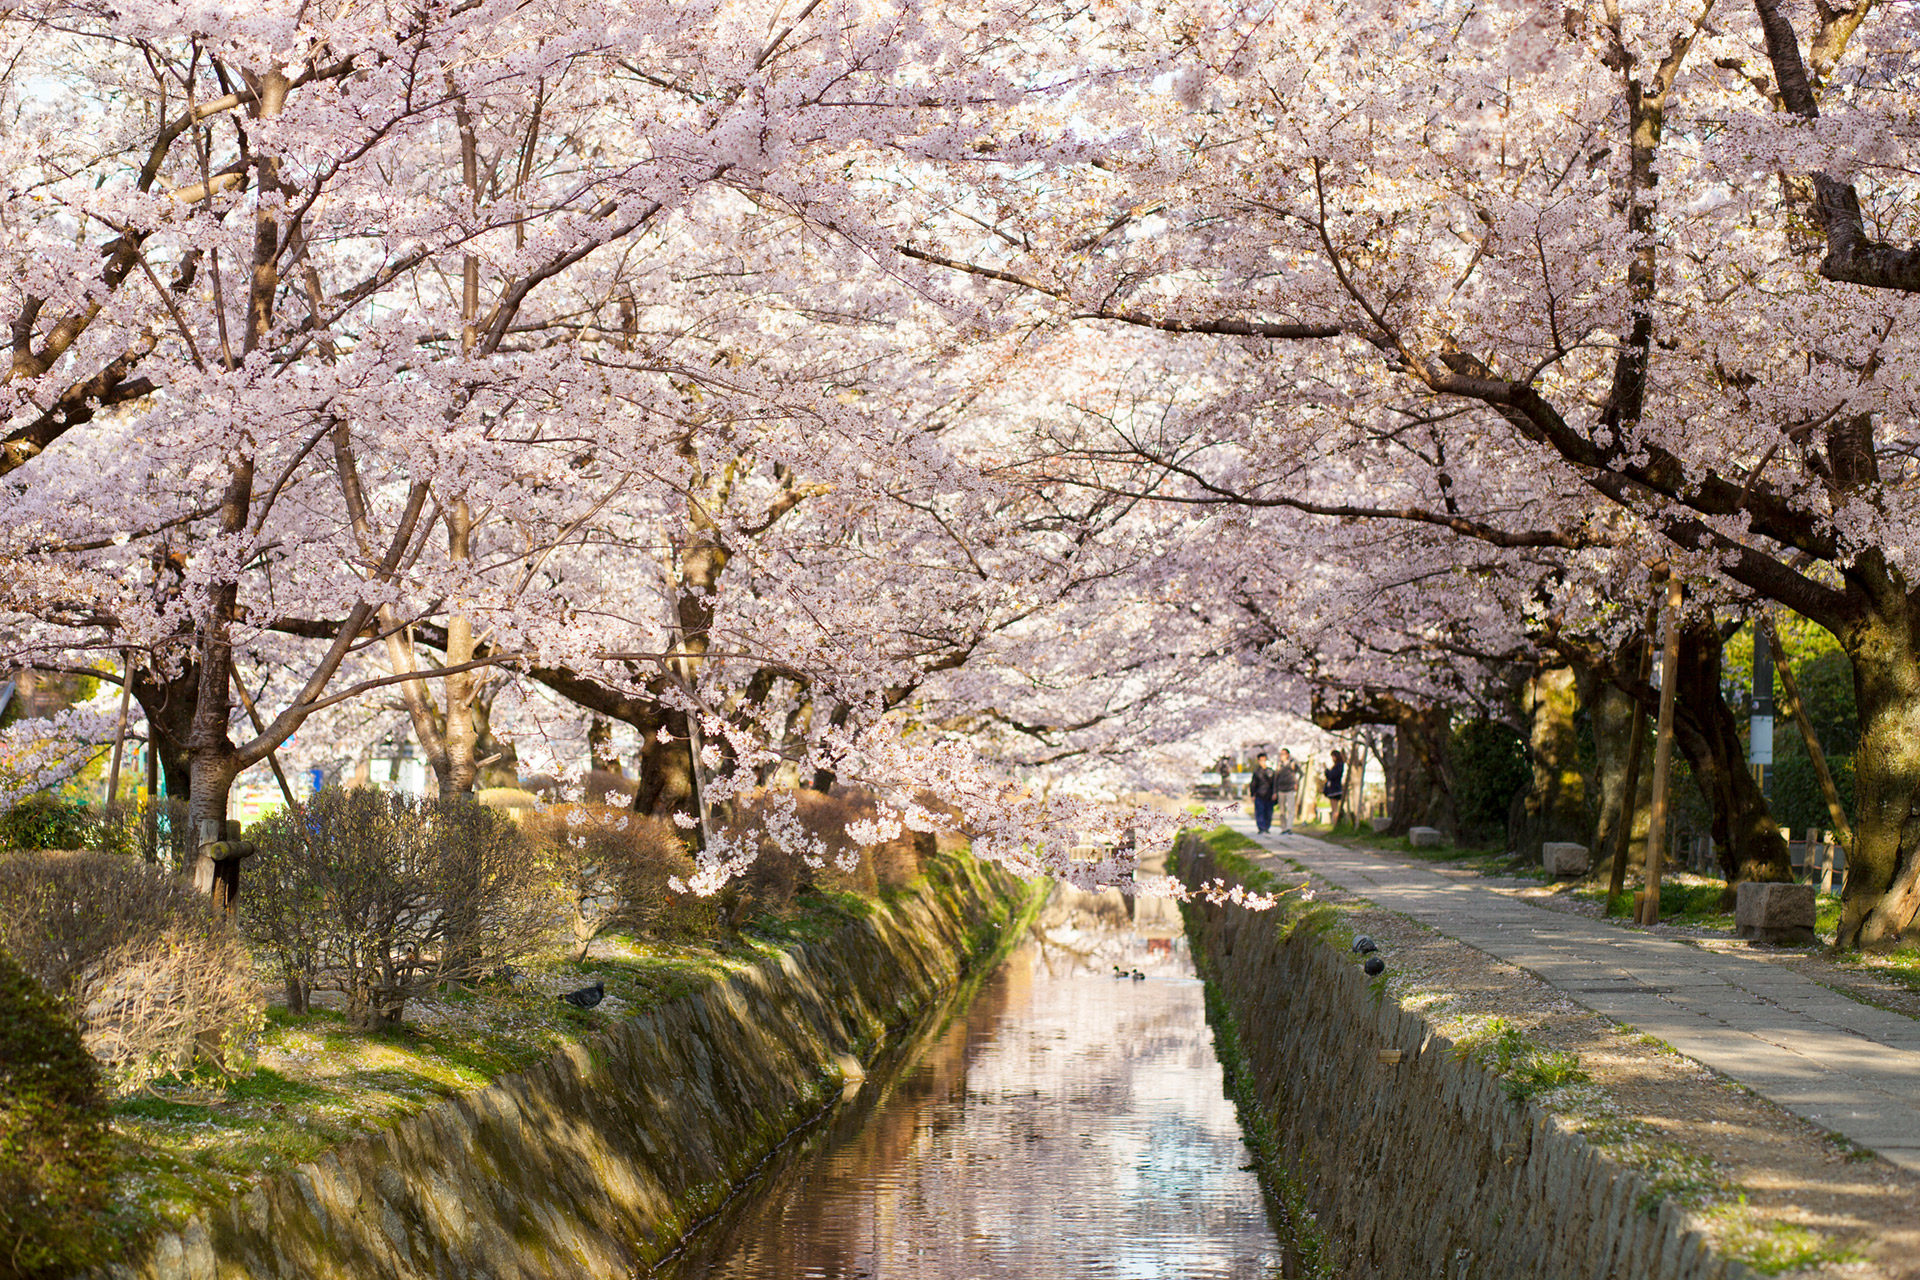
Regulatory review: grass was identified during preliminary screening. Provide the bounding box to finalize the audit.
[103,855,1000,1249]
[1452,1017,1590,1102]
[1577,875,1734,927]
[1700,1198,1863,1274]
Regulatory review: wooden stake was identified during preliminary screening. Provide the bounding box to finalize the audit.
[1640,576,1683,925]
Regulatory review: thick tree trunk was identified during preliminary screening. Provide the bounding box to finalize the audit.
[1383,704,1457,837]
[634,707,697,819]
[1511,666,1587,862]
[131,659,197,802]
[1836,603,1920,949]
[1584,674,1652,876]
[1669,619,1793,891]
[186,747,239,903]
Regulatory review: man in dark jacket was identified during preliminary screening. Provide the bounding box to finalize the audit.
[1249,752,1279,834]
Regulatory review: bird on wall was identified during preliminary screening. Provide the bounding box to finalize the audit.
[1363,956,1385,977]
[560,980,606,1009]
[1351,936,1378,955]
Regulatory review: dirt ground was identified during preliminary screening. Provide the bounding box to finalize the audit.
[1274,857,1920,1279]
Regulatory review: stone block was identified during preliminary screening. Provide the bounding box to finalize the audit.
[1368,816,1391,833]
[1541,842,1590,878]
[1408,826,1445,847]
[1735,881,1817,945]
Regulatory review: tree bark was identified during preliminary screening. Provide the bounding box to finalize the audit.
[1584,670,1651,878]
[1383,704,1457,836]
[1833,594,1920,948]
[1311,690,1457,837]
[1668,618,1793,892]
[1511,665,1587,862]
[130,657,197,802]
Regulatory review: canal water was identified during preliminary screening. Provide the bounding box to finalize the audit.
[651,905,1284,1279]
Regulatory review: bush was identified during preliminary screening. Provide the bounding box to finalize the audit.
[0,795,192,866]
[245,789,557,1026]
[0,851,261,1091]
[0,948,116,1279]
[0,795,97,852]
[524,804,697,958]
[1450,720,1531,844]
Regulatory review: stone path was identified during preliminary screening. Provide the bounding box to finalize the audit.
[1228,815,1920,1174]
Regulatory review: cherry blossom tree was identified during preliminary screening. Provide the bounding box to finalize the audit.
[897,0,1920,944]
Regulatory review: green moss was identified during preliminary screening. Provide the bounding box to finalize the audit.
[1198,826,1263,857]
[1195,972,1333,1279]
[0,949,120,1279]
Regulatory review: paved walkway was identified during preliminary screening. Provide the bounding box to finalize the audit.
[1227,815,1920,1174]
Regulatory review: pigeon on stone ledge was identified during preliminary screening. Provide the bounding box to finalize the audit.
[1351,935,1378,955]
[559,980,606,1009]
[1363,956,1386,977]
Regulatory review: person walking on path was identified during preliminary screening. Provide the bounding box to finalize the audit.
[1322,749,1347,830]
[1272,749,1300,833]
[1249,752,1280,834]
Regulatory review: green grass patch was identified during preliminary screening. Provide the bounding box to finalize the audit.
[104,853,1003,1252]
[1833,942,1920,994]
[1701,1198,1863,1274]
[1452,1017,1590,1102]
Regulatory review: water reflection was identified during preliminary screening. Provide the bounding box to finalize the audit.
[652,917,1281,1279]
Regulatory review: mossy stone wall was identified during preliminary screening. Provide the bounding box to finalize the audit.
[98,859,1022,1280]
[1178,836,1754,1280]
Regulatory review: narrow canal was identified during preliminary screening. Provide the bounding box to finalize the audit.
[652,899,1285,1279]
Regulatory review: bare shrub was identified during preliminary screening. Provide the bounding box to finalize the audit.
[75,924,261,1091]
[245,790,557,1027]
[0,851,263,1091]
[525,803,696,957]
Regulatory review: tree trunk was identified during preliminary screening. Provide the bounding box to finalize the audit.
[1835,602,1920,949]
[131,659,197,802]
[588,716,622,776]
[634,706,698,820]
[186,747,239,904]
[1669,619,1793,891]
[1583,671,1651,877]
[1383,704,1457,836]
[1511,665,1587,862]
[471,687,520,790]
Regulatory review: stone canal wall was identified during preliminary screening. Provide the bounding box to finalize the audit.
[1179,835,1750,1280]
[102,858,1026,1280]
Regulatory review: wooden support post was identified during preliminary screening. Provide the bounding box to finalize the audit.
[1640,576,1683,926]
